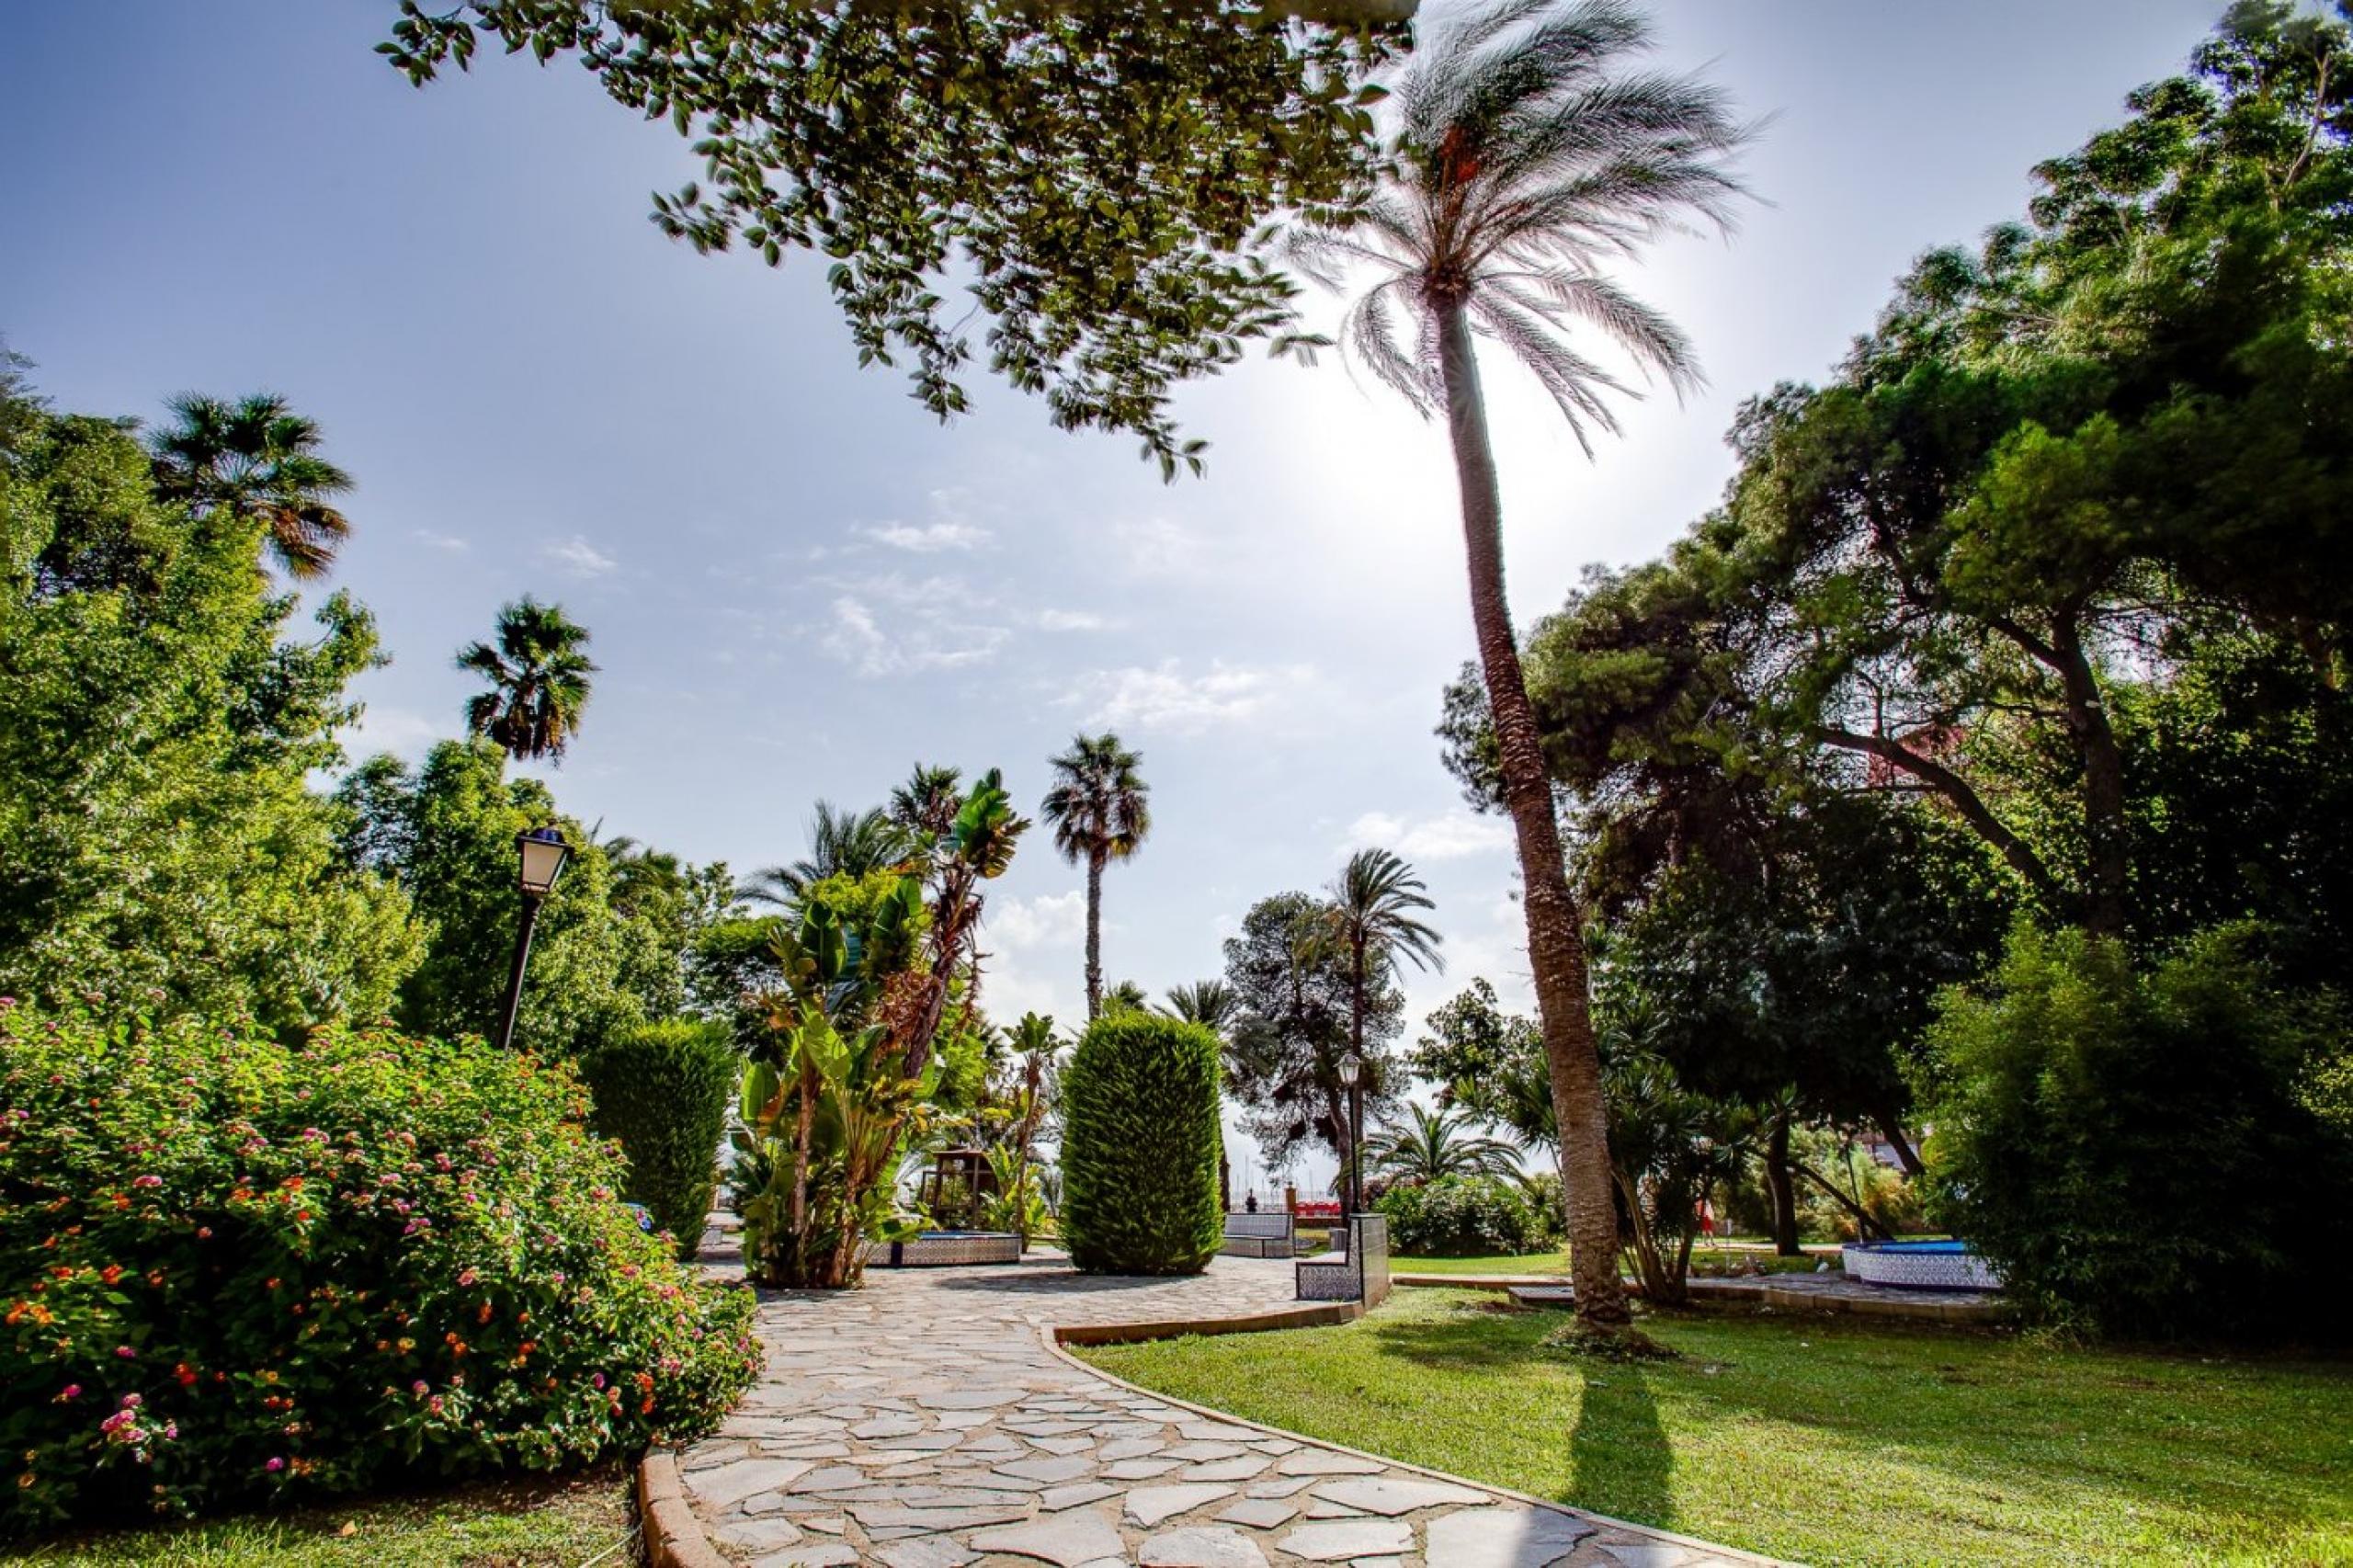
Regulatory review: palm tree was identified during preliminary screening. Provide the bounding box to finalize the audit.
[1365,1103,1523,1185]
[458,597,597,763]
[1287,0,1748,1330]
[889,764,964,840]
[1327,848,1444,1198]
[1161,980,1238,1036]
[1040,733,1152,1018]
[739,802,911,906]
[1101,979,1151,1015]
[147,392,354,579]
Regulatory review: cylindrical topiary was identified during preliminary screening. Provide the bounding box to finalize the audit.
[1058,1011,1223,1275]
[578,1018,739,1258]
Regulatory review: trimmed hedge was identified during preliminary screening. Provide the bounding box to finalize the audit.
[1058,1013,1222,1276]
[0,1006,761,1535]
[579,1018,738,1258]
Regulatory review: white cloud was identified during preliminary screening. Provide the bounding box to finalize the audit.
[820,594,1006,677]
[989,891,1087,951]
[412,528,469,554]
[1340,807,1513,862]
[858,518,991,552]
[543,534,617,577]
[1032,608,1111,632]
[1115,515,1202,577]
[1067,659,1313,733]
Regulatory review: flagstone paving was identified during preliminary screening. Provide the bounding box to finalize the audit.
[676,1250,1770,1568]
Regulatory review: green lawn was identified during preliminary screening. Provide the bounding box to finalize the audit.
[0,1467,635,1567]
[1078,1289,2353,1568]
[1392,1246,1828,1278]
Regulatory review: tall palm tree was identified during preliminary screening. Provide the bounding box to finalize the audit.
[739,801,911,906]
[1326,847,1444,1195]
[147,392,354,579]
[1288,0,1748,1330]
[1040,733,1152,1018]
[458,597,597,763]
[1364,1103,1524,1185]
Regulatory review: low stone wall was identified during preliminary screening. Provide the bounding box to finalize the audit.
[866,1231,1023,1267]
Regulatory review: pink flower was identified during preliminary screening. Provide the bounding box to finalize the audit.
[457,1268,476,1287]
[412,1381,428,1396]
[54,1384,81,1403]
[590,1372,605,1389]
[119,1392,142,1408]
[131,1175,163,1188]
[114,1346,137,1359]
[163,1422,178,1440]
[265,1457,284,1472]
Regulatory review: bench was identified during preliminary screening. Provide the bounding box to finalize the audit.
[1219,1210,1296,1259]
[1295,1214,1391,1306]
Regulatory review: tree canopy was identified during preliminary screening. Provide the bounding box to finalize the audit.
[381,0,1401,477]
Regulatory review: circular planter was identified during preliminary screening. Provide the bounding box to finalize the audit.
[1841,1239,2002,1291]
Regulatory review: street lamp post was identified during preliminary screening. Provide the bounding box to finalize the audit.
[494,826,572,1051]
[1337,1050,1365,1221]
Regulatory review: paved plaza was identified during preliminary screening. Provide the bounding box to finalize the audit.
[676,1250,1770,1568]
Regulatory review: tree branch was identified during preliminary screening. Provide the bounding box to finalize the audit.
[1812,724,2063,903]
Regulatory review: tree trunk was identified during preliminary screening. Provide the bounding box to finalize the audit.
[2052,613,2131,941]
[1765,1112,1801,1256]
[1872,1106,1924,1177]
[1434,295,1631,1329]
[1084,848,1106,1019]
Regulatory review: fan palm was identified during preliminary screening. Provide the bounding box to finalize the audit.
[147,392,354,579]
[1040,733,1152,1018]
[1365,1103,1523,1184]
[1285,0,1748,1330]
[889,763,965,839]
[739,802,912,906]
[457,597,597,763]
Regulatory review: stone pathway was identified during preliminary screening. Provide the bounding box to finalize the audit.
[676,1249,1771,1568]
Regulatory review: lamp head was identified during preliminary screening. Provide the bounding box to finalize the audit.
[517,826,572,898]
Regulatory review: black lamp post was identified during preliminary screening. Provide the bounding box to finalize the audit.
[494,826,572,1051]
[1337,1049,1365,1221]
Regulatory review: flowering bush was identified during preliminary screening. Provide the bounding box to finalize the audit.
[0,1005,761,1535]
[1377,1175,1550,1256]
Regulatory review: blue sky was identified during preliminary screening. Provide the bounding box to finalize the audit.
[3,1,2224,1193]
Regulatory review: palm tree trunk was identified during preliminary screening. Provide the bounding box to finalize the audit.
[1434,295,1631,1329]
[1084,848,1106,1019]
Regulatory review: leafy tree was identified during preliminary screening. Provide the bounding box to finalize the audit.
[458,596,597,763]
[336,739,692,1054]
[1914,922,2351,1338]
[1040,732,1151,1018]
[146,392,354,579]
[1363,1103,1521,1185]
[1221,891,1402,1176]
[1411,979,1554,1149]
[1287,0,1750,1330]
[0,378,419,1030]
[381,0,1401,477]
[739,801,911,907]
[888,763,965,840]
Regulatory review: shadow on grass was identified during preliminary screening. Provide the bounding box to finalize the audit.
[1358,1301,1677,1528]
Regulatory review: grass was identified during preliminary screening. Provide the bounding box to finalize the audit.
[0,1466,636,1567]
[1077,1288,2353,1568]
[1392,1244,1830,1278]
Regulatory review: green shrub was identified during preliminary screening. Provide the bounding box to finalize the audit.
[0,1005,762,1536]
[1058,1013,1222,1275]
[579,1018,738,1258]
[1914,923,2352,1339]
[1378,1175,1549,1256]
